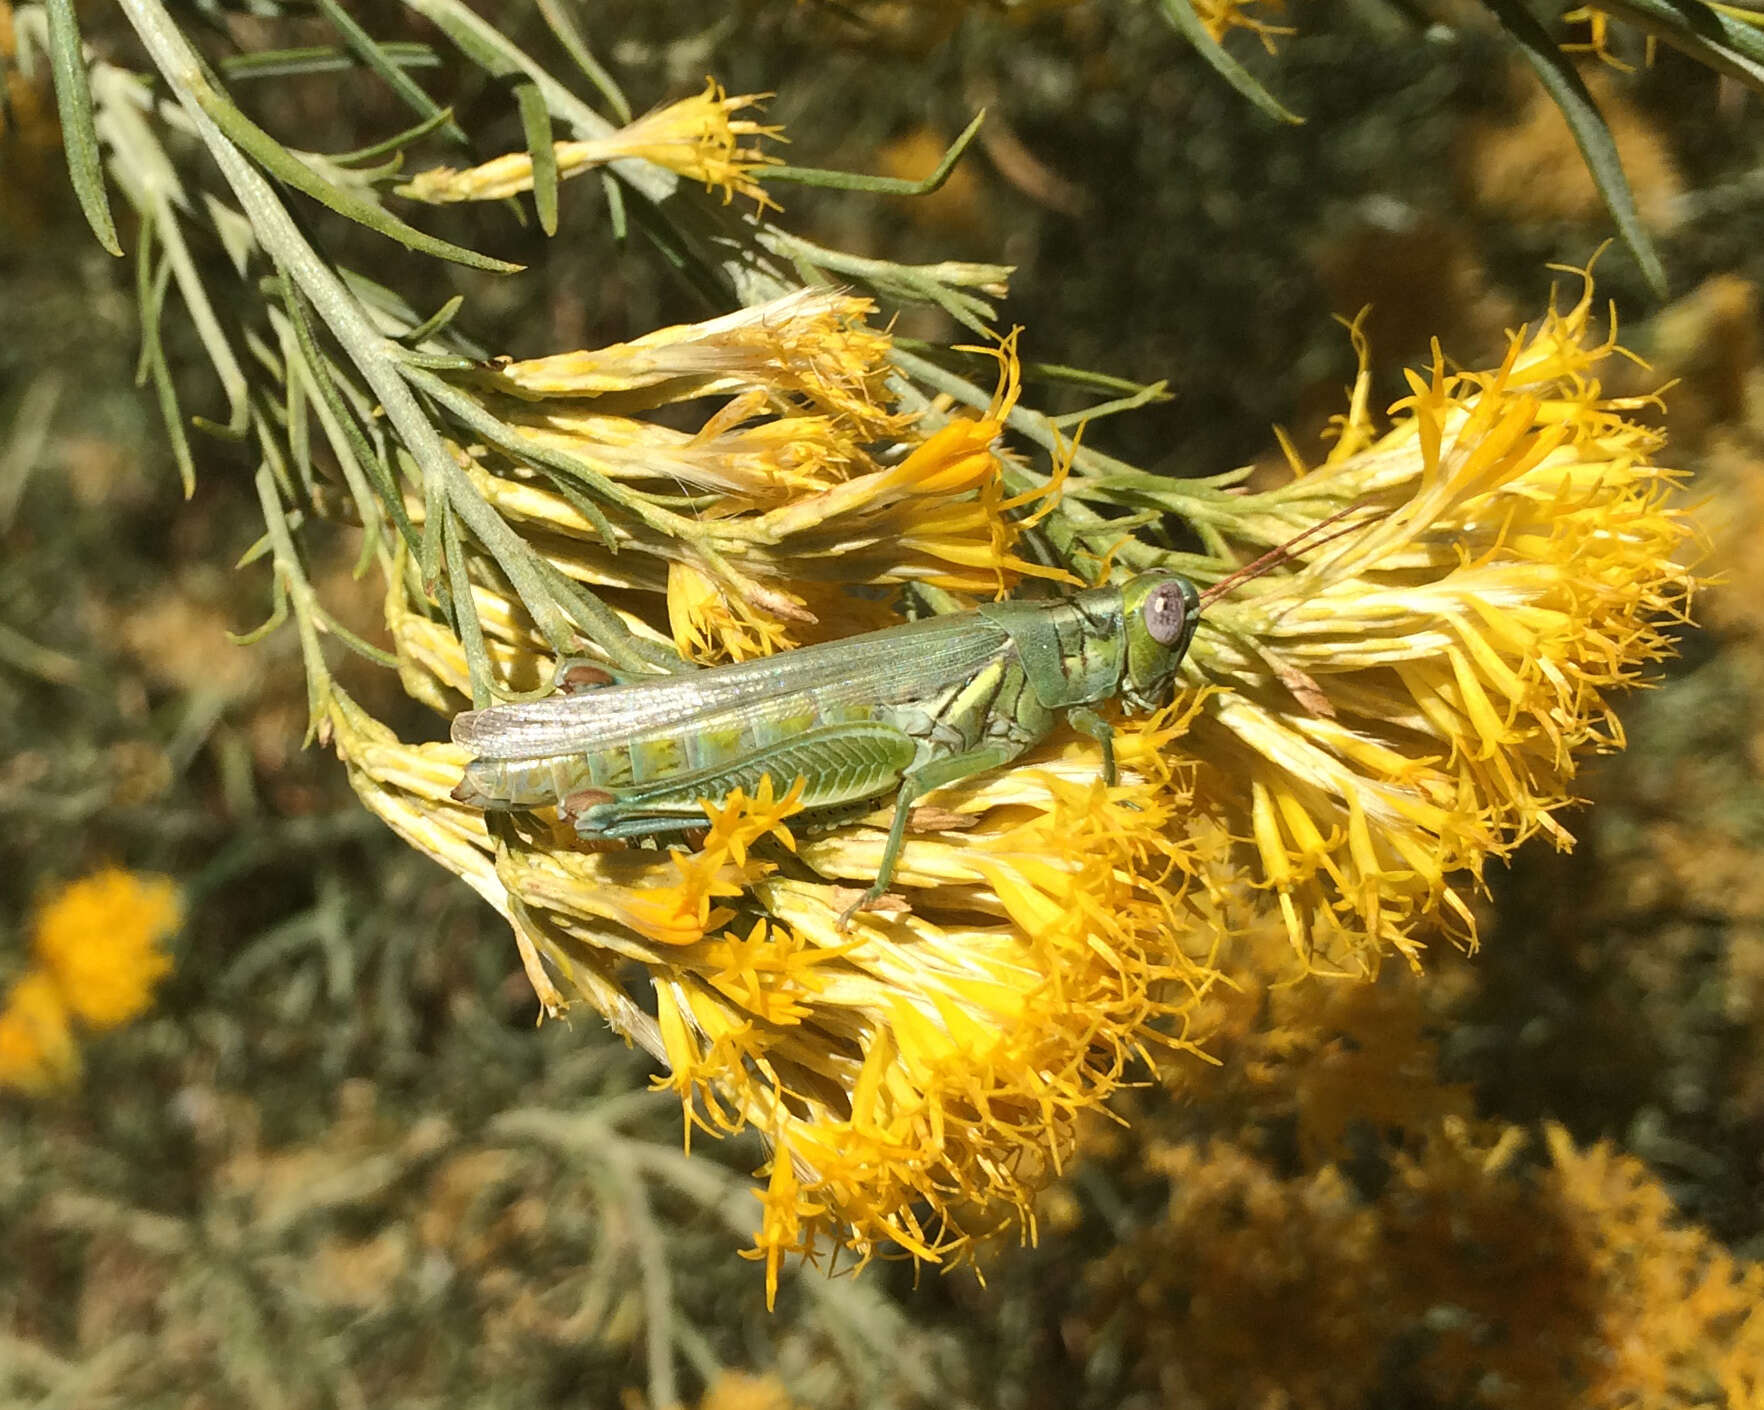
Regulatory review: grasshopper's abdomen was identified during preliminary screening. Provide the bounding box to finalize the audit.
[454,695,885,812]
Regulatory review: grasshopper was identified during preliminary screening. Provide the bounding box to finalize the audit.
[451,511,1367,919]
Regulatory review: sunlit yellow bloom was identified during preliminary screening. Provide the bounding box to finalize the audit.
[1175,274,1694,973]
[0,970,79,1094]
[487,288,900,439]
[324,676,1225,1303]
[335,264,1687,1299]
[649,331,1073,662]
[504,399,868,505]
[669,559,805,662]
[32,867,181,1029]
[398,79,781,211]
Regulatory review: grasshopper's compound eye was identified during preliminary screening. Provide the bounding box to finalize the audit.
[1142,580,1190,647]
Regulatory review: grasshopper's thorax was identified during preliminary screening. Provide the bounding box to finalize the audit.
[1116,571,1201,713]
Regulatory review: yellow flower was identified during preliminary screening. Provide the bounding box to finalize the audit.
[398,79,781,211]
[486,288,902,437]
[1188,0,1296,48]
[1174,272,1695,973]
[32,867,181,1029]
[329,267,1688,1298]
[324,678,1225,1303]
[0,970,79,1094]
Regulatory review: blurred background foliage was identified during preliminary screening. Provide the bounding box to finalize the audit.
[3,0,1764,1406]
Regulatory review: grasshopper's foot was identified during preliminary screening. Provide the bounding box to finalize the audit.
[834,883,909,932]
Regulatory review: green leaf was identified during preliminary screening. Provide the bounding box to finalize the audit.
[45,0,122,256]
[602,172,628,241]
[311,0,468,145]
[314,604,403,670]
[1482,0,1669,297]
[330,107,460,168]
[400,294,467,347]
[1156,0,1304,125]
[221,43,441,82]
[441,509,495,706]
[515,78,561,235]
[185,70,523,274]
[1592,0,1764,90]
[536,0,632,122]
[763,111,987,193]
[134,216,197,497]
[280,275,421,554]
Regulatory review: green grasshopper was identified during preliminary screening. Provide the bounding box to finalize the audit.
[451,511,1365,918]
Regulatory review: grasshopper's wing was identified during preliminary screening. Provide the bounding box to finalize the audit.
[452,611,1014,760]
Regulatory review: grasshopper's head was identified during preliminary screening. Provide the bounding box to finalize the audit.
[1118,571,1201,713]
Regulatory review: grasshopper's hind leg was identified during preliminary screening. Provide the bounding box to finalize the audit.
[572,721,919,843]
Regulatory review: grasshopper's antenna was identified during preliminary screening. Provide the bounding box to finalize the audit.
[1196,502,1384,609]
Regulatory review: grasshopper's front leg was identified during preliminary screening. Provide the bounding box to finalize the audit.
[839,741,1020,929]
[1064,706,1116,786]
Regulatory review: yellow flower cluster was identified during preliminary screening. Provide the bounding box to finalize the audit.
[0,867,181,1093]
[393,289,1060,686]
[328,266,1690,1295]
[1080,1120,1764,1406]
[332,674,1224,1305]
[1176,276,1695,973]
[398,80,781,212]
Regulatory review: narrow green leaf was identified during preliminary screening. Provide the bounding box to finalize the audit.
[515,78,561,235]
[221,43,441,82]
[45,0,122,256]
[135,232,197,498]
[1156,0,1303,125]
[331,107,460,167]
[338,267,490,359]
[132,211,168,387]
[186,74,523,274]
[1483,0,1669,297]
[536,0,633,122]
[397,348,482,372]
[227,578,291,647]
[252,395,298,502]
[401,294,467,347]
[763,111,987,193]
[280,276,420,553]
[415,448,446,594]
[1593,0,1764,90]
[314,604,403,670]
[602,172,628,241]
[441,510,495,706]
[311,0,468,144]
[286,348,313,497]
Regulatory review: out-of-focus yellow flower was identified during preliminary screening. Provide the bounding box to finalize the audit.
[398,79,781,211]
[1188,0,1295,49]
[1176,273,1695,973]
[32,867,181,1029]
[0,970,79,1094]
